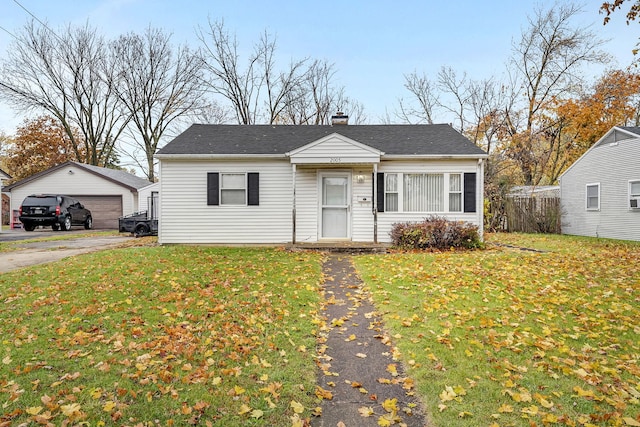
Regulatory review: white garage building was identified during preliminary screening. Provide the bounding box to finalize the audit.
[4,161,152,229]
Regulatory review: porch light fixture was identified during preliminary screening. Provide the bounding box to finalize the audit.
[356,174,365,184]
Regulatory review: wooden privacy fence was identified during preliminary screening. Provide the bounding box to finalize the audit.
[504,197,561,234]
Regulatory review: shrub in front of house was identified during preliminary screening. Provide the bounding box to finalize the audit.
[390,216,483,250]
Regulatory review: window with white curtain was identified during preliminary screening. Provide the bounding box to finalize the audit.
[385,173,398,212]
[404,173,444,212]
[449,173,462,212]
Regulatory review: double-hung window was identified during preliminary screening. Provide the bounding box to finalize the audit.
[630,180,640,209]
[449,173,462,212]
[207,172,260,206]
[586,183,600,211]
[385,173,399,212]
[220,173,246,205]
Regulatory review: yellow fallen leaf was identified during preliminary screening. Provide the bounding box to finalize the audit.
[624,418,640,427]
[382,398,398,413]
[358,406,374,417]
[103,401,116,412]
[2,355,12,365]
[238,404,251,415]
[26,406,42,415]
[250,409,263,419]
[290,400,304,414]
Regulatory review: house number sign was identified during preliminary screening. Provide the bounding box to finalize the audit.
[329,157,342,163]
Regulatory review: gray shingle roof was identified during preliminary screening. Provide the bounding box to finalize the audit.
[157,124,487,157]
[619,126,640,136]
[3,161,151,192]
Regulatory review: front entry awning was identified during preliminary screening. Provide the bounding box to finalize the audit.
[286,133,383,165]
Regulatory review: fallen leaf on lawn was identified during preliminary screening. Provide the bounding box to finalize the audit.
[238,404,252,415]
[26,406,42,415]
[250,409,263,419]
[290,400,304,414]
[624,418,640,427]
[103,401,116,412]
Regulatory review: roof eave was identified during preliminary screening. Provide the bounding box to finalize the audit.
[155,153,288,160]
[381,154,489,160]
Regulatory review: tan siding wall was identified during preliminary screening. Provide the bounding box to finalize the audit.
[560,138,640,241]
[159,160,293,244]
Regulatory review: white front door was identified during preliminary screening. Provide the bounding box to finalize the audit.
[320,173,350,239]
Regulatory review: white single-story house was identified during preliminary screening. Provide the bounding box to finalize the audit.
[560,126,640,241]
[155,120,487,244]
[4,161,152,229]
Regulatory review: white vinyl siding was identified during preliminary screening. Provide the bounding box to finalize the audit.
[560,131,640,241]
[159,160,292,244]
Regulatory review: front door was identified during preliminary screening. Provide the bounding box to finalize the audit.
[320,173,350,239]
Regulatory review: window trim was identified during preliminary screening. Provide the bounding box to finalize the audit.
[449,173,462,212]
[629,179,640,210]
[384,173,399,212]
[220,172,248,206]
[585,182,600,211]
[207,172,259,206]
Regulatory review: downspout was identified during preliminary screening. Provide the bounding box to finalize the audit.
[373,163,378,244]
[292,164,297,245]
[478,158,484,241]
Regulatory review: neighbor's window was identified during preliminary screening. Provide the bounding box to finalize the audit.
[220,173,246,205]
[586,183,600,210]
[449,173,462,212]
[385,173,398,212]
[630,180,640,208]
[404,173,444,212]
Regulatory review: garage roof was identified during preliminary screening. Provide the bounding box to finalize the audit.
[2,161,152,192]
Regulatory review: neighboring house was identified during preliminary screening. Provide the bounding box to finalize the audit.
[155,120,487,244]
[4,161,152,229]
[0,168,10,229]
[560,126,640,241]
[137,181,160,218]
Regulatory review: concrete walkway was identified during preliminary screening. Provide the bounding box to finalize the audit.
[313,254,428,427]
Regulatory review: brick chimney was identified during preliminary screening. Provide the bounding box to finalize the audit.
[331,111,348,125]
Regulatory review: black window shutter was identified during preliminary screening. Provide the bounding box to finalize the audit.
[247,173,259,206]
[464,173,476,213]
[207,172,219,206]
[376,172,385,212]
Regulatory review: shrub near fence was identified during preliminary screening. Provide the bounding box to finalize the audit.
[505,196,561,233]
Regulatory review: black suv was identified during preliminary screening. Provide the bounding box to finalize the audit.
[19,195,93,231]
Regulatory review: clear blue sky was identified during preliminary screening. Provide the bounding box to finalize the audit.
[0,0,638,134]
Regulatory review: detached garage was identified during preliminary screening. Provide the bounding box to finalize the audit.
[4,161,152,229]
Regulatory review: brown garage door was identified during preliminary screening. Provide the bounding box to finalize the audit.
[71,195,123,229]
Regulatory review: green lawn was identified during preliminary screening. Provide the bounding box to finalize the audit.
[354,233,640,427]
[0,245,323,426]
[2,234,639,426]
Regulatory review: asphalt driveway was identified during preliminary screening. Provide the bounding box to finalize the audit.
[0,229,135,273]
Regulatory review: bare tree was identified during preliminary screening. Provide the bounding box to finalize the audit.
[197,19,262,124]
[0,21,128,167]
[110,27,208,181]
[437,67,472,133]
[507,2,609,185]
[396,71,439,124]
